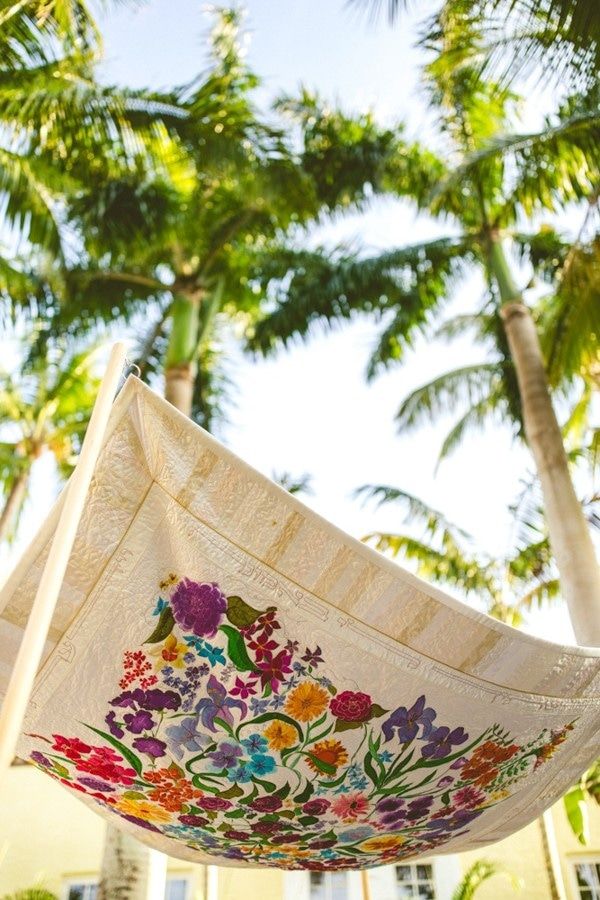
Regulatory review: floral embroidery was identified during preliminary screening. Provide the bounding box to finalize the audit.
[28,577,574,870]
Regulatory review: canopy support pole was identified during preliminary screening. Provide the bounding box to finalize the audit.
[0,342,127,783]
[360,870,372,900]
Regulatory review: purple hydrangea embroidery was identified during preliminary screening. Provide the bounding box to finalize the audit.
[171,578,227,638]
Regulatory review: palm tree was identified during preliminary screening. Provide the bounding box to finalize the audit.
[451,859,519,899]
[250,30,600,643]
[0,342,100,544]
[355,477,595,622]
[352,0,600,87]
[37,13,395,426]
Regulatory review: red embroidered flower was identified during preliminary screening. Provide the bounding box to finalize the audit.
[52,735,92,760]
[75,746,136,785]
[329,691,372,722]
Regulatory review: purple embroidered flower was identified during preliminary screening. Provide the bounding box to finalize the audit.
[179,814,209,826]
[105,711,124,738]
[198,796,233,811]
[165,716,210,760]
[250,796,283,812]
[450,756,468,769]
[110,688,180,712]
[437,775,455,787]
[421,726,468,760]
[119,814,160,832]
[208,742,243,769]
[382,695,436,743]
[195,675,247,733]
[77,776,115,792]
[171,579,227,638]
[132,737,167,758]
[30,751,52,768]
[426,808,483,832]
[406,796,433,820]
[301,646,324,667]
[123,709,155,734]
[376,796,406,827]
[302,798,330,816]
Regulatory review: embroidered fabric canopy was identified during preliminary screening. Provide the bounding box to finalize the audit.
[1,375,599,872]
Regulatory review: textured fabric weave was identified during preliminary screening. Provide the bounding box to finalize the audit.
[1,376,599,871]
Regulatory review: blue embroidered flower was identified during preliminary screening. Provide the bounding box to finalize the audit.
[241,733,268,754]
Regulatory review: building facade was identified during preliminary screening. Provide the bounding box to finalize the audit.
[1,766,599,900]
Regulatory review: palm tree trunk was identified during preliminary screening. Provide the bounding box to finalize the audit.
[164,293,201,418]
[0,469,30,543]
[488,237,600,645]
[98,825,164,900]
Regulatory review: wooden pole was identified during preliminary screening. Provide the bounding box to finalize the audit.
[360,869,372,900]
[0,342,127,782]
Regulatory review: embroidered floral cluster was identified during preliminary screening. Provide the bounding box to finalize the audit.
[28,577,573,870]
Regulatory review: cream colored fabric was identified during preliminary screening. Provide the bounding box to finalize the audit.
[0,376,598,871]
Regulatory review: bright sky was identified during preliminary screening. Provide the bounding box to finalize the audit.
[1,0,578,642]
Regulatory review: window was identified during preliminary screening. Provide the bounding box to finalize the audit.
[309,871,348,900]
[574,861,600,899]
[166,877,191,900]
[64,876,189,900]
[396,864,436,899]
[66,885,98,900]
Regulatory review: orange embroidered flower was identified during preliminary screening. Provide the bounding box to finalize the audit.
[285,681,329,722]
[264,720,298,750]
[144,766,203,812]
[307,739,349,773]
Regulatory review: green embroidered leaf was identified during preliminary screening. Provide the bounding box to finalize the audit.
[143,605,175,644]
[368,703,388,719]
[333,718,363,733]
[277,809,296,819]
[122,790,146,800]
[275,782,291,800]
[219,624,257,672]
[53,763,69,778]
[83,725,143,776]
[220,783,245,799]
[226,596,274,628]
[305,753,336,776]
[252,777,276,793]
[294,781,314,803]
[441,791,451,805]
[327,684,337,696]
[298,815,319,826]
[224,808,247,818]
[364,751,379,786]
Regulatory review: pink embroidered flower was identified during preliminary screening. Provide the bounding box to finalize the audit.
[331,793,369,821]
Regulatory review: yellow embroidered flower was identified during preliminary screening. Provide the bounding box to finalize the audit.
[115,796,172,824]
[285,681,329,723]
[489,789,509,801]
[149,633,188,670]
[360,834,406,853]
[159,573,178,590]
[264,720,298,751]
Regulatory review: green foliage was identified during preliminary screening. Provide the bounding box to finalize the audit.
[451,859,520,900]
[0,338,100,541]
[0,888,58,900]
